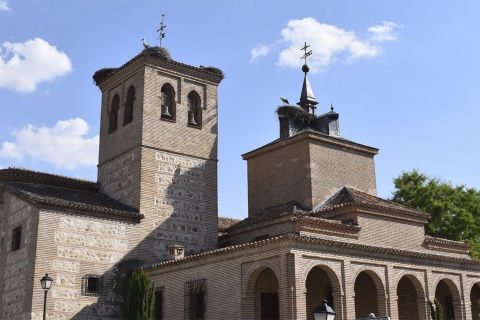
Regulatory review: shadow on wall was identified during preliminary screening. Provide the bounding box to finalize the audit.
[69,144,217,319]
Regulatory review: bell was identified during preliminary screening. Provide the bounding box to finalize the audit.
[188,111,197,125]
[161,105,171,117]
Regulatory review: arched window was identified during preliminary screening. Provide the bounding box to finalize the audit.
[123,86,135,125]
[160,84,175,121]
[187,91,201,127]
[108,94,120,134]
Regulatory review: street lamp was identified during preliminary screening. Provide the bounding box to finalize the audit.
[40,273,53,320]
[313,300,336,320]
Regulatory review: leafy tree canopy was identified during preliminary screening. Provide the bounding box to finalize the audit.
[391,170,480,258]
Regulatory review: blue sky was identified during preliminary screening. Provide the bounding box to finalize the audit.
[0,1,479,219]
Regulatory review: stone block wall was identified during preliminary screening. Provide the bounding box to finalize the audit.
[0,194,39,320]
[30,210,139,320]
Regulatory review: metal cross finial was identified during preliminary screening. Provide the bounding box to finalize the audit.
[157,10,166,47]
[300,42,312,65]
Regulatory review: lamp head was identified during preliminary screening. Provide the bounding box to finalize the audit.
[313,300,335,320]
[40,273,53,291]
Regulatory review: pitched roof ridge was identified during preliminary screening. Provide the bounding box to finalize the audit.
[0,167,97,191]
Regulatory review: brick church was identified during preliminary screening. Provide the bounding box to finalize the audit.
[1,43,480,320]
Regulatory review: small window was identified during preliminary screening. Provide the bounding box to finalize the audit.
[123,86,135,125]
[11,227,21,251]
[187,91,201,127]
[109,94,120,134]
[82,275,101,296]
[184,279,206,320]
[160,84,176,121]
[154,287,164,320]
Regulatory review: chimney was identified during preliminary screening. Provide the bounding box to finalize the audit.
[168,245,185,260]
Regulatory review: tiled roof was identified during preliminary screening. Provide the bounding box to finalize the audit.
[4,182,142,222]
[218,217,241,233]
[222,201,358,233]
[0,167,96,192]
[316,186,430,219]
[225,202,307,230]
[93,46,224,87]
[141,233,480,271]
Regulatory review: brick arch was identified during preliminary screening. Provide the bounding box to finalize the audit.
[394,270,426,299]
[303,262,344,320]
[469,280,480,320]
[350,265,386,290]
[352,267,388,318]
[395,274,426,320]
[432,275,462,320]
[302,260,343,294]
[242,263,281,320]
[242,260,281,295]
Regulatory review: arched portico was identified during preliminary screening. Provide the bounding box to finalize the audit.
[471,283,480,320]
[354,270,387,319]
[397,275,426,320]
[305,265,343,320]
[244,266,280,320]
[434,278,462,320]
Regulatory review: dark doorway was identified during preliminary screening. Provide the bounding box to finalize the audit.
[261,292,279,320]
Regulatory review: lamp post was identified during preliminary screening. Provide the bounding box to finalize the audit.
[40,273,53,320]
[313,300,336,320]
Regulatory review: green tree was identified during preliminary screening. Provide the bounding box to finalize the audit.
[391,170,480,258]
[125,270,155,320]
[428,298,444,320]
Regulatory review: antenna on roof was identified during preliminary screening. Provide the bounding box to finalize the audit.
[157,9,166,47]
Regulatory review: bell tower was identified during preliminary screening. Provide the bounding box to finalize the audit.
[243,43,378,216]
[93,46,224,260]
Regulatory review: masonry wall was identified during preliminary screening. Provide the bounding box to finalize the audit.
[146,237,480,320]
[356,214,426,251]
[309,139,377,207]
[245,139,312,216]
[30,210,139,320]
[244,133,377,216]
[96,59,220,263]
[0,194,39,320]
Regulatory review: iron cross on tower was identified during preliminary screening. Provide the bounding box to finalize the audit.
[301,42,312,73]
[301,42,312,64]
[157,10,166,47]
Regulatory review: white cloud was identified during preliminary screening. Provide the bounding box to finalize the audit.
[0,118,99,170]
[270,17,400,73]
[0,38,73,93]
[0,1,10,11]
[250,45,272,62]
[368,21,402,42]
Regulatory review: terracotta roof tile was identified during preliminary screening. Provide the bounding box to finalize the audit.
[4,182,142,222]
[317,186,429,218]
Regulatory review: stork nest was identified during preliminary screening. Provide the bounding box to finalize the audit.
[141,46,172,61]
[276,105,317,123]
[92,68,118,86]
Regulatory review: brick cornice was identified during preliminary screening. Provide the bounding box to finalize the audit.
[242,130,378,160]
[142,233,479,271]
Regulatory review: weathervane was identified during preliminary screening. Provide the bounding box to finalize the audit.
[300,42,312,73]
[157,10,166,47]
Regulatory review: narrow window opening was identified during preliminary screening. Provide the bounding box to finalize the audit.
[184,279,206,320]
[161,84,176,121]
[154,287,164,320]
[11,227,21,251]
[109,94,120,134]
[187,91,201,127]
[123,86,135,125]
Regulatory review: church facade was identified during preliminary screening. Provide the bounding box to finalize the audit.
[0,44,479,320]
